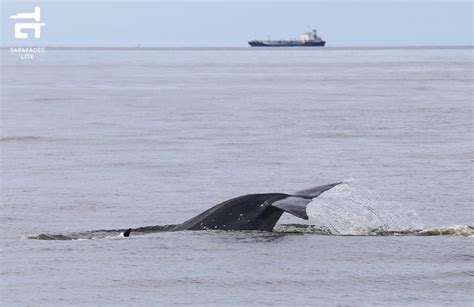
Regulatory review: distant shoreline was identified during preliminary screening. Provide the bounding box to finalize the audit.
[1,45,473,51]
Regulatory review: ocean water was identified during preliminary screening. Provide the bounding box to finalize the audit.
[1,47,473,305]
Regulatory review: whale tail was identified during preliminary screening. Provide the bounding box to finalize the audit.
[270,182,341,220]
[173,182,342,232]
[292,182,342,199]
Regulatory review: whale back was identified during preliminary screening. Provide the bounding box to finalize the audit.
[172,193,288,231]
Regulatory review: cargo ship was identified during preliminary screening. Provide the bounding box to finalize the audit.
[249,29,325,47]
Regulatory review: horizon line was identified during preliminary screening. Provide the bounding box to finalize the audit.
[3,45,473,50]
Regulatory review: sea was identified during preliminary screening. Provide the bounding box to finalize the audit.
[1,47,473,306]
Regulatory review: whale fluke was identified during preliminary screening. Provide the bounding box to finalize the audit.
[292,182,341,198]
[272,182,341,220]
[270,196,312,220]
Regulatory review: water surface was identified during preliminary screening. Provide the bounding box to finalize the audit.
[1,47,473,305]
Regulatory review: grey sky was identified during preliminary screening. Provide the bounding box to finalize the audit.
[1,0,472,47]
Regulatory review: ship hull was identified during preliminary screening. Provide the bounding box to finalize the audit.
[248,40,326,47]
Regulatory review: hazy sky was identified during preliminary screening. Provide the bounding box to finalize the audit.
[1,0,472,47]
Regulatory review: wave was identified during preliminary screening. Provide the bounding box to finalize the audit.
[26,224,473,240]
[417,225,473,236]
[275,224,473,237]
[1,135,79,144]
[26,225,176,240]
[0,136,44,142]
[25,180,472,240]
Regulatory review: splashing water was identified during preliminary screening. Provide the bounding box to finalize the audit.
[279,180,423,235]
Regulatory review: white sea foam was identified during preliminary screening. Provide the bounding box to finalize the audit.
[418,225,473,237]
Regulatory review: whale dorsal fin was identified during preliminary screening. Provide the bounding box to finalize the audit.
[123,228,132,237]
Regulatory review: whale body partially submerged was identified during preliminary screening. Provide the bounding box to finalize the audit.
[123,182,341,236]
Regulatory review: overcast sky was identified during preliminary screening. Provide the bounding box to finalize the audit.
[1,0,472,47]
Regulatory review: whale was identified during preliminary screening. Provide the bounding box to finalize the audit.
[123,182,341,236]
